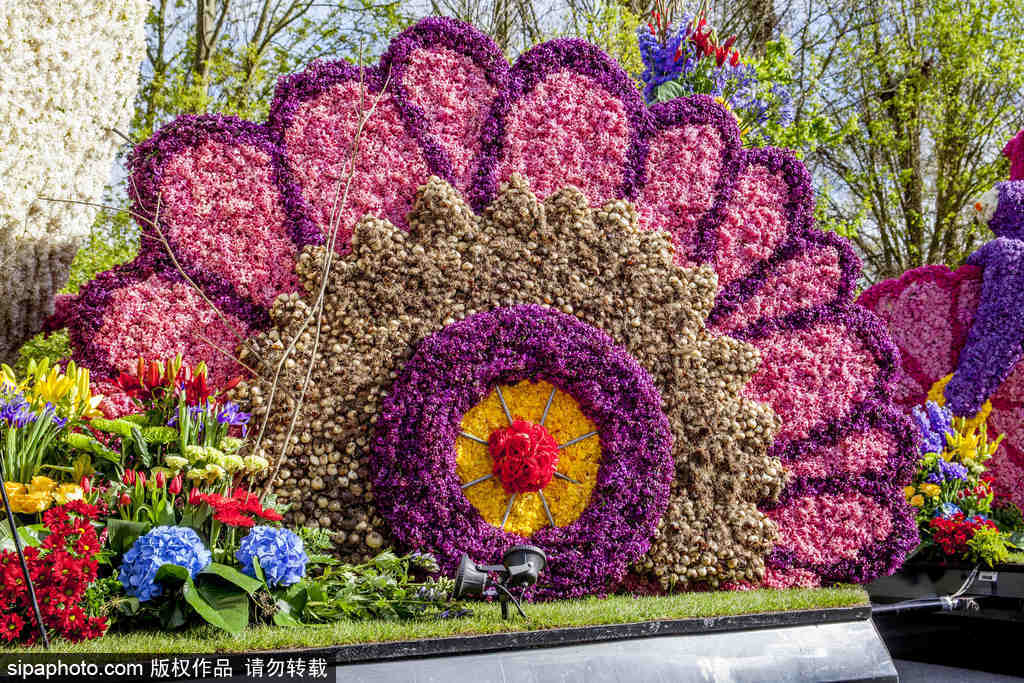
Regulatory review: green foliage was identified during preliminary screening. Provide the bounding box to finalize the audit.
[967,526,1011,567]
[297,549,461,622]
[818,0,1024,281]
[569,1,644,78]
[748,39,854,160]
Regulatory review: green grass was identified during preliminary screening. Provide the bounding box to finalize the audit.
[11,586,867,654]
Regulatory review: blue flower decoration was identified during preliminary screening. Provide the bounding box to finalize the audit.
[236,526,307,587]
[938,459,968,482]
[936,502,962,519]
[118,526,212,602]
[912,401,954,454]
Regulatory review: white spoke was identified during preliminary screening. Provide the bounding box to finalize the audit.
[540,387,557,426]
[461,473,493,490]
[501,493,517,528]
[538,490,556,527]
[553,471,581,485]
[495,384,513,425]
[558,431,597,450]
[459,431,487,445]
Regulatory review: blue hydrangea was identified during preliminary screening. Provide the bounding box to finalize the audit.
[118,526,212,602]
[936,502,962,519]
[912,401,954,454]
[236,526,308,587]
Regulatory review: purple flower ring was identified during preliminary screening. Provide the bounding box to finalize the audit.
[373,305,674,599]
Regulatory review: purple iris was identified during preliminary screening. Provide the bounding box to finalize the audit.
[0,394,36,429]
[216,402,251,436]
[912,401,954,454]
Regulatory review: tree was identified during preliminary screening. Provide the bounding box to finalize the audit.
[814,0,1024,283]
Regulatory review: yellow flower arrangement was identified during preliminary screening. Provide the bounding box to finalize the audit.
[920,483,942,497]
[909,494,925,507]
[4,477,59,514]
[1,358,103,420]
[54,483,84,505]
[456,379,601,537]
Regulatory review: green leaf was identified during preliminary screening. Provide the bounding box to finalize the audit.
[1007,531,1024,551]
[106,518,149,555]
[129,425,151,468]
[160,597,187,630]
[252,555,267,585]
[90,418,135,439]
[272,607,302,627]
[155,563,191,584]
[153,498,177,526]
[117,597,141,616]
[200,562,262,595]
[189,575,249,634]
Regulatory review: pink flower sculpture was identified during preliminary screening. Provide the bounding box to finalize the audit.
[52,17,917,586]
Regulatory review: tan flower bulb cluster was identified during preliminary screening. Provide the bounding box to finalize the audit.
[233,175,786,586]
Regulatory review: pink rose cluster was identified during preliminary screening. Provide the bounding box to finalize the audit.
[53,17,917,587]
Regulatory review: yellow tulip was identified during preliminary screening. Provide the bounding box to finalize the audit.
[54,484,84,505]
[910,494,925,507]
[10,492,52,514]
[28,476,57,494]
[4,482,26,498]
[921,483,941,497]
[903,485,916,498]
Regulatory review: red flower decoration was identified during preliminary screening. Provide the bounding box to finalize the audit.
[488,419,560,494]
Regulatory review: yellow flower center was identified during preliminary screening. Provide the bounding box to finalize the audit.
[456,379,601,537]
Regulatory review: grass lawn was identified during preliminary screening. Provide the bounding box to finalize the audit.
[10,585,867,654]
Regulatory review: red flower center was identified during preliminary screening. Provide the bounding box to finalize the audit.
[488,419,559,494]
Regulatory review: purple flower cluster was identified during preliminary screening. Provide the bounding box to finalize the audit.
[372,305,674,600]
[944,237,1024,416]
[926,459,968,484]
[912,401,954,455]
[0,394,35,429]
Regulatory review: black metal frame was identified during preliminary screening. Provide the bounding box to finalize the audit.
[0,463,49,648]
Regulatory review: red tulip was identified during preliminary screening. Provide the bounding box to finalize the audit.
[729,50,740,67]
[168,475,183,495]
[136,471,147,488]
[118,493,131,506]
[154,471,166,489]
[122,470,136,486]
[80,476,92,494]
[189,488,202,505]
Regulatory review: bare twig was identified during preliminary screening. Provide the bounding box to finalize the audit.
[257,51,391,498]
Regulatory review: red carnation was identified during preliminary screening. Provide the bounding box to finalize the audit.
[488,419,559,494]
[0,613,24,642]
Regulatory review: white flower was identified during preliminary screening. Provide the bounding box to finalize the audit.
[966,186,1000,226]
[0,1,148,358]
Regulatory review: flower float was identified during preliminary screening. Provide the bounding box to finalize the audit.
[54,17,916,590]
[235,179,777,596]
[0,0,148,360]
[860,130,1024,510]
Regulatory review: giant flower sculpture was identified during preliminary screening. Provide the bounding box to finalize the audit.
[54,17,917,590]
[860,130,1024,509]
